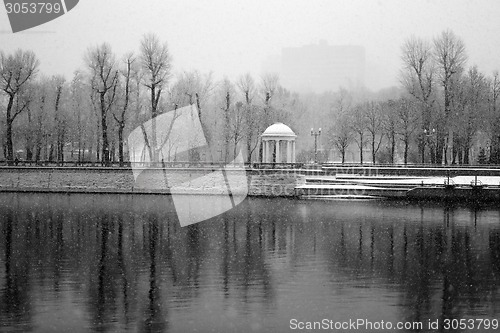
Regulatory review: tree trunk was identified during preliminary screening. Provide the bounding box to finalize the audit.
[35,139,41,162]
[96,132,100,162]
[82,142,87,162]
[78,137,82,163]
[390,133,395,164]
[150,84,160,163]
[26,145,32,161]
[234,139,238,163]
[6,120,14,164]
[110,140,115,163]
[430,145,436,164]
[5,95,15,163]
[25,108,33,161]
[49,143,54,161]
[435,130,445,165]
[359,142,363,164]
[118,124,124,166]
[358,134,364,165]
[451,135,458,165]
[419,135,425,164]
[404,140,409,165]
[59,130,65,163]
[458,142,464,165]
[443,83,451,165]
[100,93,109,165]
[463,146,470,165]
[246,138,252,164]
[371,136,376,164]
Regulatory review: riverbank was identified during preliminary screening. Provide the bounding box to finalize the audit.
[297,173,500,202]
[0,166,306,197]
[2,166,500,200]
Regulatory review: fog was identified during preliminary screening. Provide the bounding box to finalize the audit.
[1,0,499,92]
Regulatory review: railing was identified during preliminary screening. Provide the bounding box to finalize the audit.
[322,162,500,169]
[2,159,500,170]
[0,160,306,169]
[0,160,235,168]
[250,162,305,169]
[0,160,132,167]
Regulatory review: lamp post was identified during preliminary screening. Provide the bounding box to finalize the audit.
[424,128,436,164]
[311,127,322,164]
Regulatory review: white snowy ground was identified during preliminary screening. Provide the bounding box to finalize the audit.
[306,175,500,187]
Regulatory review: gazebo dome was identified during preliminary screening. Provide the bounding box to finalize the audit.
[262,123,296,137]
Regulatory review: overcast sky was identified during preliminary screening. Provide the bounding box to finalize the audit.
[1,0,499,91]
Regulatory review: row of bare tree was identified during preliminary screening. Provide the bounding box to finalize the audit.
[2,30,499,165]
[0,34,303,165]
[327,30,498,165]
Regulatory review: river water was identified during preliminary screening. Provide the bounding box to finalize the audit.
[0,193,500,332]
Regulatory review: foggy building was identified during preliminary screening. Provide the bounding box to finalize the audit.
[280,41,365,94]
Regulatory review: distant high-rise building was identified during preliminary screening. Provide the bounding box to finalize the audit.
[280,41,365,93]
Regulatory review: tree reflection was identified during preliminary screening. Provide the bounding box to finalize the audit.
[0,194,500,332]
[140,214,168,333]
[317,202,500,328]
[88,213,118,332]
[0,203,33,332]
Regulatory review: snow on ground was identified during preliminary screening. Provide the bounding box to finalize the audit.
[296,184,395,190]
[306,175,500,186]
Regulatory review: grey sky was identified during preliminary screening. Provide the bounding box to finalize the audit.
[1,0,499,91]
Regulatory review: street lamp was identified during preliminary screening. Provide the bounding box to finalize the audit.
[423,128,436,135]
[311,127,322,164]
[424,128,436,164]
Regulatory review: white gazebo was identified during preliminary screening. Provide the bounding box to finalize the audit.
[261,123,297,163]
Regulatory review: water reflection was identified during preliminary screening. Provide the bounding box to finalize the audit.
[0,194,500,332]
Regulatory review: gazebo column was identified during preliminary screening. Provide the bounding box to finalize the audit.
[268,140,272,163]
[292,141,296,162]
[260,139,264,163]
[267,140,272,163]
[275,140,281,163]
[264,140,269,163]
[262,140,266,163]
[286,140,291,162]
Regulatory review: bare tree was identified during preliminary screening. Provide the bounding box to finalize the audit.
[14,86,35,161]
[113,52,136,166]
[169,70,214,160]
[31,79,48,161]
[68,70,93,162]
[237,73,260,163]
[351,105,367,164]
[489,71,500,163]
[365,101,384,163]
[260,72,279,126]
[400,36,435,163]
[396,98,419,164]
[231,101,245,161]
[86,43,119,165]
[382,100,398,164]
[219,78,235,163]
[50,76,66,163]
[0,49,39,163]
[140,33,172,162]
[433,30,467,164]
[329,115,352,164]
[451,66,487,164]
[328,88,352,164]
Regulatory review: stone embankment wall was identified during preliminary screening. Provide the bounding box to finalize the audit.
[0,167,306,197]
